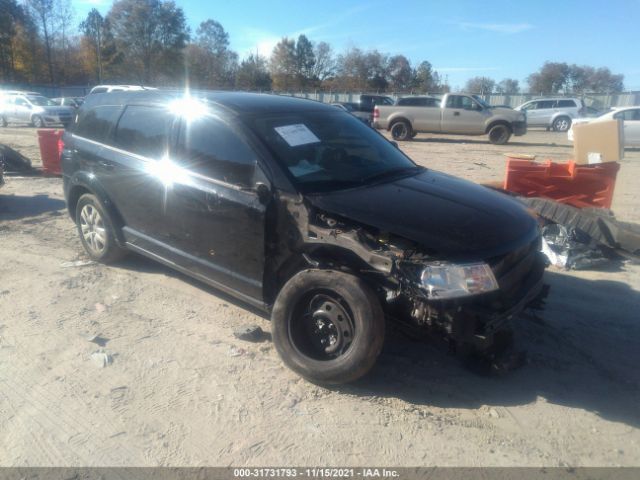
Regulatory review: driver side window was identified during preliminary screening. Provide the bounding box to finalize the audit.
[175,116,258,186]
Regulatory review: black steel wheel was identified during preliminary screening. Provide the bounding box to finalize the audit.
[272,269,385,384]
[390,120,412,141]
[488,124,512,145]
[289,291,356,361]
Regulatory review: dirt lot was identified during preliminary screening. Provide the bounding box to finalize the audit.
[1,126,639,467]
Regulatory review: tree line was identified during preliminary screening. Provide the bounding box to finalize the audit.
[0,0,626,94]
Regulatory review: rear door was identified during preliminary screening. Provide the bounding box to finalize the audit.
[411,98,443,131]
[13,97,31,123]
[441,95,487,134]
[105,104,175,240]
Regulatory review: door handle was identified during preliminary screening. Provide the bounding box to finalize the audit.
[453,111,460,116]
[98,160,115,170]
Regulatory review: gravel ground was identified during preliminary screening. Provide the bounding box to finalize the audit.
[1,126,639,467]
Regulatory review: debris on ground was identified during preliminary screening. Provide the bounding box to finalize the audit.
[521,197,640,268]
[0,144,33,173]
[87,334,109,347]
[228,346,246,357]
[95,303,106,313]
[91,350,113,368]
[60,260,96,268]
[541,223,610,270]
[233,324,268,342]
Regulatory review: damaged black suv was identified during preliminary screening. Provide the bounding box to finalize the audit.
[63,91,546,384]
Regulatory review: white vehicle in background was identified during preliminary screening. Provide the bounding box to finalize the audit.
[568,106,640,147]
[0,93,74,128]
[88,85,157,94]
[514,97,584,132]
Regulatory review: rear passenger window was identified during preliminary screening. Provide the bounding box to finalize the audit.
[537,100,556,109]
[114,105,172,158]
[176,116,257,186]
[557,100,577,108]
[74,105,122,143]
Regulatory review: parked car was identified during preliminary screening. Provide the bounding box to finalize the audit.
[514,97,584,132]
[63,90,546,383]
[330,102,372,124]
[568,106,640,147]
[88,85,157,94]
[0,93,74,128]
[52,97,84,109]
[357,94,395,112]
[373,93,527,144]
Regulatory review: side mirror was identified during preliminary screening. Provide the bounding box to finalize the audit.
[255,182,271,204]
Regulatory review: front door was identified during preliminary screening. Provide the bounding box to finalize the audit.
[162,114,267,300]
[441,95,488,134]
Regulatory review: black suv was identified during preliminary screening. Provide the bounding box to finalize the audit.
[63,91,546,383]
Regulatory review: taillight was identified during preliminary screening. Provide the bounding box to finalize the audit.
[373,106,379,119]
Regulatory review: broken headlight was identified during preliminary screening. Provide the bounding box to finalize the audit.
[420,262,499,299]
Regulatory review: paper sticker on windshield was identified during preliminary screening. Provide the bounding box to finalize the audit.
[274,124,320,147]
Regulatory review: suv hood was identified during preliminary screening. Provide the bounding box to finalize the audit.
[306,169,538,260]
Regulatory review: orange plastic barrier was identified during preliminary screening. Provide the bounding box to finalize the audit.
[37,129,64,176]
[503,158,620,209]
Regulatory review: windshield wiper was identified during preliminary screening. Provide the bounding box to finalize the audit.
[360,166,421,185]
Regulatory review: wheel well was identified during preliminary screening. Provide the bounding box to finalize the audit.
[66,185,92,221]
[485,120,512,134]
[554,115,571,123]
[389,117,412,131]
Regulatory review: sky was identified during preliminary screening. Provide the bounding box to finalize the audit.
[72,0,640,90]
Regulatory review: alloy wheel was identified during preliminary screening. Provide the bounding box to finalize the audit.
[80,204,107,254]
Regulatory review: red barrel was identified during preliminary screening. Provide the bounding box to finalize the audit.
[503,157,620,209]
[37,129,64,176]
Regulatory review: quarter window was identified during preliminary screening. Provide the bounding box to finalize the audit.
[175,116,257,186]
[114,105,172,158]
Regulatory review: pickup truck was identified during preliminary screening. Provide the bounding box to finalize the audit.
[373,93,527,144]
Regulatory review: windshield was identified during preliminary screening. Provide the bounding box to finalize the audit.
[472,95,492,108]
[27,96,57,106]
[248,110,419,193]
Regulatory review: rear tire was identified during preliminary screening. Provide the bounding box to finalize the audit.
[271,269,385,384]
[488,124,512,145]
[552,116,571,132]
[32,115,44,128]
[390,120,412,141]
[75,193,126,264]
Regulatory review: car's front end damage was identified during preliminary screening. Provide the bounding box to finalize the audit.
[269,189,548,369]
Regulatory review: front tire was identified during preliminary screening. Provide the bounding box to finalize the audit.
[390,120,412,141]
[488,124,512,145]
[271,269,385,384]
[75,193,126,264]
[32,115,44,128]
[552,116,571,132]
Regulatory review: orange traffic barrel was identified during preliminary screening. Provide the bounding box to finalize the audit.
[37,129,64,176]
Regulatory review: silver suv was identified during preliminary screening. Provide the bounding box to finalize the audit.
[515,97,584,131]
